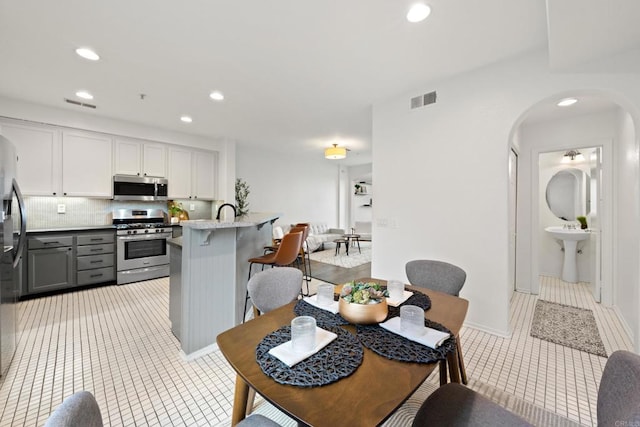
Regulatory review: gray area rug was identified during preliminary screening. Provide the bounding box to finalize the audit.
[309,246,371,268]
[244,378,580,426]
[530,300,607,357]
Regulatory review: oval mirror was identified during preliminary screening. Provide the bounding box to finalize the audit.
[545,168,590,221]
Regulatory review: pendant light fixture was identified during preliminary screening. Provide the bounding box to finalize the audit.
[325,144,347,160]
[563,149,584,162]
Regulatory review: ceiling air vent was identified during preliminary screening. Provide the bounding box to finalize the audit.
[64,98,97,109]
[410,90,437,109]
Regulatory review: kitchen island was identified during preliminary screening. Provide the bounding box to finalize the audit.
[168,212,279,359]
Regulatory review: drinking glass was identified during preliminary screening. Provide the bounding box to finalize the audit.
[316,283,335,306]
[400,305,425,335]
[387,280,405,301]
[291,316,317,352]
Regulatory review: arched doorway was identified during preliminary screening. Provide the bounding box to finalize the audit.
[509,90,639,346]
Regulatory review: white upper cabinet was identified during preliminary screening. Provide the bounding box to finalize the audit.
[167,146,217,200]
[192,150,216,200]
[114,138,166,177]
[62,131,113,197]
[1,121,62,196]
[167,146,192,199]
[143,143,167,177]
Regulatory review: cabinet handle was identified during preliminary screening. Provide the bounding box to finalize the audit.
[144,173,147,176]
[90,248,103,252]
[90,260,103,264]
[53,192,57,195]
[90,273,103,278]
[90,238,104,242]
[44,241,60,245]
[137,173,140,176]
[194,196,197,199]
[63,192,67,196]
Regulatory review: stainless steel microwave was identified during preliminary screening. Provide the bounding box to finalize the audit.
[113,175,168,201]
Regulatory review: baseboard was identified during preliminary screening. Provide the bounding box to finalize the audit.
[612,305,635,346]
[463,321,512,339]
[180,342,219,362]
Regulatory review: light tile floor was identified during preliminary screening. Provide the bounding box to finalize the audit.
[0,276,632,426]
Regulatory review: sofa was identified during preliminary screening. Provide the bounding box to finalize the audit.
[276,223,344,252]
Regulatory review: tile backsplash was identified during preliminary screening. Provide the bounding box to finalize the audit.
[25,197,213,229]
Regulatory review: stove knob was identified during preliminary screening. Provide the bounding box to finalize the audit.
[127,230,132,235]
[133,230,138,234]
[145,229,149,233]
[155,229,160,233]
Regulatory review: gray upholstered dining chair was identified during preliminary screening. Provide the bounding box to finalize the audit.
[247,267,303,318]
[411,350,640,426]
[245,267,303,416]
[237,414,282,427]
[44,391,103,427]
[405,259,468,384]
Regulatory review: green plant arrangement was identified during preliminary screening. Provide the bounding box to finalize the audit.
[340,281,388,304]
[235,178,250,216]
[168,201,184,217]
[576,215,588,230]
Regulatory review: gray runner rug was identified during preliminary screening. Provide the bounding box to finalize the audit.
[530,300,607,357]
[243,377,580,426]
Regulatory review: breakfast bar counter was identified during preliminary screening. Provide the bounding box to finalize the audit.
[171,212,279,358]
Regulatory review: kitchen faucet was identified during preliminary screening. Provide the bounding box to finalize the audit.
[216,203,237,220]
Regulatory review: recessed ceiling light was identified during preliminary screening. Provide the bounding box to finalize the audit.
[75,90,94,100]
[209,91,224,101]
[557,98,578,107]
[180,115,193,123]
[407,3,431,23]
[75,47,100,61]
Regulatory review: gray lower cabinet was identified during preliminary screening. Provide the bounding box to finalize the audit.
[25,230,116,296]
[76,232,115,286]
[27,236,75,293]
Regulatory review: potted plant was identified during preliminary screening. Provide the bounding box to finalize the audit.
[339,281,389,324]
[168,201,188,222]
[576,215,588,230]
[235,178,250,216]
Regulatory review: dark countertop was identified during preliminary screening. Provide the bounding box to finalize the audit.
[167,237,182,248]
[27,225,116,234]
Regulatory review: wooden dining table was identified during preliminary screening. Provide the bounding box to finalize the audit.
[216,278,469,426]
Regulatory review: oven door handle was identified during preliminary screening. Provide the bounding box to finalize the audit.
[117,233,171,241]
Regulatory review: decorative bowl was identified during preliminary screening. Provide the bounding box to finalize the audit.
[339,298,388,324]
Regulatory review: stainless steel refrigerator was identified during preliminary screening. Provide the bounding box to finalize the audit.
[0,134,26,377]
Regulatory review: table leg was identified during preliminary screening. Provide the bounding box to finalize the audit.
[447,349,461,383]
[439,360,448,386]
[345,238,350,256]
[231,374,249,425]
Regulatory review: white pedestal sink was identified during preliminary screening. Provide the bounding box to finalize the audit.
[545,226,591,283]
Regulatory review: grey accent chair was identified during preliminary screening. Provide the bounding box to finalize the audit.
[245,267,303,416]
[411,350,640,426]
[247,267,303,317]
[44,391,103,427]
[237,414,282,427]
[405,259,468,385]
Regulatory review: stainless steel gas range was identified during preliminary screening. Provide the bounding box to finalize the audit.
[113,209,171,285]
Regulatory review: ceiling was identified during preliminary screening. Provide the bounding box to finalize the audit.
[0,1,638,165]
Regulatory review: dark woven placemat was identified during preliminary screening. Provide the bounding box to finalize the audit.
[294,299,349,326]
[256,325,363,387]
[387,291,432,319]
[356,319,455,363]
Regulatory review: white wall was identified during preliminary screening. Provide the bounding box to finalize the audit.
[614,109,640,344]
[235,143,341,226]
[0,96,235,203]
[372,49,640,338]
